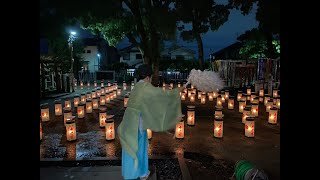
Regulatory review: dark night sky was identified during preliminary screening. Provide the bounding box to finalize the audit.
[66,1,258,59]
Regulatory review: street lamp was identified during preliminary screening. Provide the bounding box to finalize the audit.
[68,31,77,92]
[97,53,100,71]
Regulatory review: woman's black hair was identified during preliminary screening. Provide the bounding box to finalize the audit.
[136,64,152,80]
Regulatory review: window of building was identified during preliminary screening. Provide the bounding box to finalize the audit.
[136,54,142,59]
[87,50,91,53]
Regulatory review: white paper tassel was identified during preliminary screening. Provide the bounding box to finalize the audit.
[186,69,224,92]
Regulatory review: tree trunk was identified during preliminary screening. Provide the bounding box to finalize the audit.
[195,33,204,70]
[54,66,62,92]
[40,62,46,97]
[70,46,75,92]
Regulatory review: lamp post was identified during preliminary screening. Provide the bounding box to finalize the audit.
[68,31,77,93]
[97,54,100,71]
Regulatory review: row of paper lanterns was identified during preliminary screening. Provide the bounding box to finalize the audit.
[75,80,135,92]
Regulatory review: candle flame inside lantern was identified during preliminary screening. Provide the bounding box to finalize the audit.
[66,104,70,107]
[78,110,83,114]
[215,127,220,131]
[240,106,244,110]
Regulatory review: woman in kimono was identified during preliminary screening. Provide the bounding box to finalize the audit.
[117,64,184,180]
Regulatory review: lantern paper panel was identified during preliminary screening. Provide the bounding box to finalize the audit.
[187,109,195,126]
[190,93,195,102]
[124,96,129,107]
[105,120,115,140]
[273,89,278,98]
[208,93,213,101]
[217,97,222,107]
[117,88,121,96]
[266,100,273,112]
[239,101,246,113]
[123,82,127,90]
[63,110,72,125]
[251,104,259,117]
[80,81,84,89]
[41,104,50,122]
[80,94,86,103]
[221,93,226,103]
[94,81,97,87]
[86,93,92,100]
[92,91,97,99]
[181,93,186,100]
[86,100,93,113]
[175,119,184,139]
[106,93,110,103]
[228,98,234,110]
[100,95,106,106]
[201,94,206,104]
[77,104,85,118]
[237,92,242,101]
[264,95,270,106]
[276,98,280,109]
[178,83,181,88]
[198,91,202,99]
[268,107,278,124]
[245,117,255,137]
[66,120,77,141]
[99,110,107,127]
[74,96,79,107]
[55,101,62,116]
[247,88,251,96]
[214,119,223,138]
[259,89,264,97]
[242,108,251,123]
[92,98,99,110]
[212,92,218,99]
[87,82,90,89]
[64,100,71,111]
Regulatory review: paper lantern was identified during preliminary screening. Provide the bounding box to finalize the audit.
[240,95,246,102]
[109,92,114,100]
[178,82,181,87]
[276,98,280,109]
[101,81,104,87]
[273,89,278,98]
[40,103,49,121]
[250,93,256,103]
[86,92,92,101]
[187,107,195,126]
[94,81,97,87]
[192,89,197,94]
[191,85,194,89]
[266,100,273,112]
[259,88,264,97]
[242,107,251,124]
[91,90,96,99]
[108,81,111,87]
[87,82,90,89]
[212,91,218,98]
[105,118,115,140]
[190,93,195,102]
[188,89,192,97]
[214,108,223,118]
[273,97,278,105]
[201,94,206,104]
[208,93,213,101]
[252,97,259,104]
[251,103,259,117]
[96,89,101,97]
[264,95,270,106]
[237,91,243,101]
[181,92,186,100]
[63,109,72,125]
[175,118,184,139]
[245,117,255,137]
[216,96,222,107]
[170,83,173,89]
[246,93,251,101]
[106,93,110,102]
[80,81,84,89]
[86,100,92,113]
[239,100,246,113]
[92,98,99,110]
[221,93,226,103]
[124,95,129,107]
[64,100,71,111]
[259,97,264,103]
[117,88,121,96]
[147,129,152,139]
[74,95,79,107]
[268,107,278,124]
[99,107,107,127]
[40,120,42,140]
[113,90,117,99]
[77,103,85,118]
[66,118,76,141]
[123,81,127,90]
[80,93,86,104]
[114,81,118,89]
[100,87,105,95]
[183,88,187,94]
[247,87,251,96]
[198,91,202,99]
[131,82,134,90]
[213,116,223,138]
[228,97,234,110]
[100,95,106,106]
[54,100,62,116]
[224,90,229,100]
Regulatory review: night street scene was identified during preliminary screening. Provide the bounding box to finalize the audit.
[40,0,280,179]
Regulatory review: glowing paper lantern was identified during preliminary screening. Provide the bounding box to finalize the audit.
[94,81,97,87]
[80,81,84,89]
[181,92,186,100]
[86,100,92,113]
[214,108,223,118]
[224,90,229,100]
[259,88,264,97]
[237,91,243,101]
[201,94,206,104]
[66,118,76,141]
[191,85,194,89]
[178,82,181,88]
[198,91,202,99]
[147,129,152,139]
[86,92,92,101]
[91,90,100,99]
[87,82,90,89]
[250,93,256,103]
[247,87,251,96]
[96,89,100,97]
[74,95,79,107]
[208,93,213,101]
[188,89,192,97]
[264,95,270,106]
[273,89,278,98]
[92,98,99,110]
[77,103,85,119]
[117,88,121,96]
[212,91,218,98]
[106,93,110,103]
[80,93,86,104]
[190,93,195,102]
[54,100,62,116]
[123,81,127,91]
[100,87,105,95]
[40,103,49,121]
[170,83,173,89]
[100,95,106,106]
[228,97,234,110]
[63,109,72,125]
[251,103,259,117]
[108,81,111,87]
[101,81,104,87]
[239,100,246,113]
[216,96,222,107]
[124,95,129,108]
[245,116,255,137]
[268,107,278,124]
[99,107,107,127]
[242,107,251,124]
[105,118,115,140]
[175,118,184,139]
[276,98,280,109]
[131,82,134,90]
[64,100,71,111]
[187,107,195,126]
[213,116,223,138]
[266,100,273,112]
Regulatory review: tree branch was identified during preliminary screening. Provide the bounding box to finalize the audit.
[126,33,141,49]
